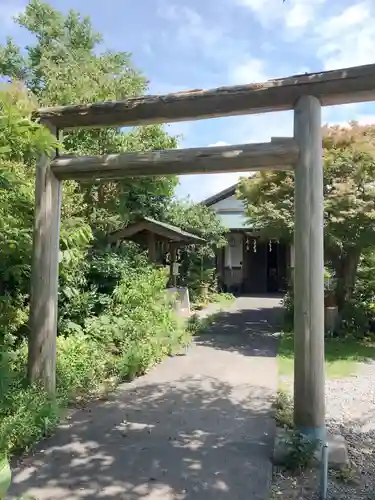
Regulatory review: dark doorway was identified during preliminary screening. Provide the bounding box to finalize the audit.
[267,241,287,293]
[243,238,288,294]
[267,241,279,293]
[243,239,267,294]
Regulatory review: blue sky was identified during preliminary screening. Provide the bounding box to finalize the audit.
[1,0,375,201]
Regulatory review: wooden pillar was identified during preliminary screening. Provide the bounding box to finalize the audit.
[290,243,295,285]
[28,123,62,395]
[147,231,157,262]
[169,243,177,287]
[293,96,325,439]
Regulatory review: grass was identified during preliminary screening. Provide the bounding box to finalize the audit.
[278,333,375,378]
[186,310,222,337]
[192,292,235,311]
[211,292,235,305]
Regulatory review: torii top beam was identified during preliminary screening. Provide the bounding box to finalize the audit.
[35,63,375,130]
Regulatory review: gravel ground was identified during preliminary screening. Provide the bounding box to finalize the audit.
[272,361,375,500]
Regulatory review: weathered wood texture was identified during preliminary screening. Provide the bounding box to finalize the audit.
[36,63,375,129]
[28,124,62,394]
[50,139,298,181]
[293,96,325,437]
[147,232,157,263]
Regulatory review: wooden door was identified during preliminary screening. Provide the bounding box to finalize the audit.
[243,238,267,294]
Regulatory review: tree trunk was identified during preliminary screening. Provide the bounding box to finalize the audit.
[334,248,361,312]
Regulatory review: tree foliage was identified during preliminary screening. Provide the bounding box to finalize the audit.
[0,82,57,162]
[0,0,225,359]
[0,1,228,459]
[0,83,58,337]
[167,199,228,252]
[0,0,178,237]
[238,123,375,310]
[166,200,228,296]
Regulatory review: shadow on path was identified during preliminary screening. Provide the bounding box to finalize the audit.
[195,296,283,358]
[9,296,281,500]
[10,379,274,500]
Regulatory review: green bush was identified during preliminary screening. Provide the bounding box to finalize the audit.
[0,254,191,457]
[338,300,372,337]
[337,252,375,337]
[282,289,294,332]
[0,5,213,463]
[282,268,333,333]
[0,337,59,456]
[0,252,194,459]
[118,342,158,380]
[274,389,294,429]
[56,334,113,403]
[0,383,60,455]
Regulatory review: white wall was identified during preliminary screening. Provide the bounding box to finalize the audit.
[225,232,243,268]
[210,195,245,212]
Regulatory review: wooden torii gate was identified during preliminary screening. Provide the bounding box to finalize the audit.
[30,63,375,441]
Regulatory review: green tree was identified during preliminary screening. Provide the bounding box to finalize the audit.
[167,199,227,251]
[166,200,228,295]
[0,0,178,236]
[0,82,57,163]
[0,83,58,336]
[238,123,375,311]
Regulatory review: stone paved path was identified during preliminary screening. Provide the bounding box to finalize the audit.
[9,296,282,500]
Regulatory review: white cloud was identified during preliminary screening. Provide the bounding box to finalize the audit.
[176,140,251,201]
[157,2,225,55]
[177,170,248,202]
[237,0,326,33]
[208,141,230,147]
[154,1,375,204]
[156,0,256,84]
[285,2,315,28]
[230,58,269,84]
[329,114,375,128]
[355,115,375,126]
[289,0,327,29]
[322,103,368,126]
[203,141,249,200]
[314,1,375,69]
[237,0,278,26]
[176,102,375,202]
[318,2,369,38]
[220,111,293,145]
[176,110,294,202]
[238,0,374,68]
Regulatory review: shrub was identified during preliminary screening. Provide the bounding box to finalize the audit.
[0,336,59,456]
[84,314,133,355]
[118,342,157,380]
[338,300,372,337]
[283,268,333,333]
[283,430,318,471]
[275,390,294,429]
[56,334,113,403]
[282,289,294,332]
[0,383,60,455]
[0,252,192,457]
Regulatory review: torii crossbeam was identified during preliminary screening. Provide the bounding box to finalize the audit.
[30,62,375,442]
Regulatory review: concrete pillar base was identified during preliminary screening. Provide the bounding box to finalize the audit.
[273,428,349,470]
[321,433,349,470]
